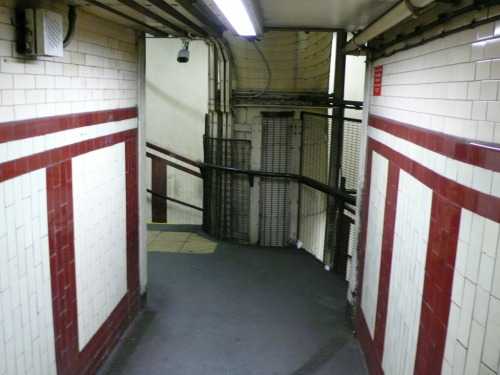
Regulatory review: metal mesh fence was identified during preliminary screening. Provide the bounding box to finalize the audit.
[342,118,362,192]
[259,113,294,247]
[298,185,328,260]
[203,137,251,244]
[201,111,360,279]
[300,112,361,279]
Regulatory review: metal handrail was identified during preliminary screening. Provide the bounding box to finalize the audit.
[146,189,203,211]
[146,143,203,222]
[197,161,356,206]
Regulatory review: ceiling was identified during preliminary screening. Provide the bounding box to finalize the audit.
[66,0,497,60]
[67,0,402,38]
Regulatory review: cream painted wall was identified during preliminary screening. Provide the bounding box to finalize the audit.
[146,38,208,161]
[145,38,208,223]
[345,55,366,119]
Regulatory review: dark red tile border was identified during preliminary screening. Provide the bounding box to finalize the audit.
[415,194,460,375]
[125,137,140,301]
[355,143,387,375]
[356,144,374,307]
[373,162,399,364]
[64,136,140,375]
[369,138,500,223]
[0,107,137,143]
[355,310,384,375]
[151,155,167,222]
[369,114,500,173]
[0,129,137,183]
[47,161,79,374]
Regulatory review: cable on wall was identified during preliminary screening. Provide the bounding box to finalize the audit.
[63,5,76,48]
[249,41,271,98]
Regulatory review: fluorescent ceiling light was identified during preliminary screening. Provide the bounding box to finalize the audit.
[214,0,256,36]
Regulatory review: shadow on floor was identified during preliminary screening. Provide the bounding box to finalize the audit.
[99,224,368,375]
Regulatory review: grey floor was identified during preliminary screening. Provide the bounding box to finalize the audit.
[101,225,368,375]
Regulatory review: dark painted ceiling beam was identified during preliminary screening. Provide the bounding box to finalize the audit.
[117,0,189,36]
[85,0,169,36]
[173,0,224,37]
[147,0,209,37]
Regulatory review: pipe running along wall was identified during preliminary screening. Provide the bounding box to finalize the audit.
[344,0,437,53]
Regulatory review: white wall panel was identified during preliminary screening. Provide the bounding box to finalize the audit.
[73,143,127,350]
[0,170,56,375]
[443,209,500,375]
[361,151,389,338]
[382,171,432,375]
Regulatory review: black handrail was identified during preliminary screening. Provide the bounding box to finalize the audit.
[197,161,356,206]
[147,189,203,211]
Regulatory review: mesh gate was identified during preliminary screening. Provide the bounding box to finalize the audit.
[259,112,294,247]
[299,113,330,260]
[342,118,362,192]
[203,137,251,244]
[300,112,361,279]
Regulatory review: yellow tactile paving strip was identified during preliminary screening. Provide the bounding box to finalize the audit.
[147,231,217,254]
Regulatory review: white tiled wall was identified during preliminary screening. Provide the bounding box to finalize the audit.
[361,151,389,337]
[442,209,500,375]
[0,1,137,122]
[0,0,140,370]
[371,20,500,143]
[0,170,56,375]
[368,124,500,375]
[382,170,432,375]
[72,143,127,350]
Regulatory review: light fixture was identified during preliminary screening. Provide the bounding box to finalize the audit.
[213,0,259,37]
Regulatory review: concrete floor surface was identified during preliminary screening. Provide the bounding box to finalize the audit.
[102,225,368,375]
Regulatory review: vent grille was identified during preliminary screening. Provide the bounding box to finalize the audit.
[290,336,347,375]
[98,310,156,375]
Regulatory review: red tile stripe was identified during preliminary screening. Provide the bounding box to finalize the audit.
[0,130,136,183]
[373,162,399,364]
[356,145,386,375]
[0,108,138,143]
[370,138,500,223]
[67,137,140,375]
[46,160,78,374]
[369,114,500,173]
[125,138,140,298]
[356,312,385,375]
[415,194,460,375]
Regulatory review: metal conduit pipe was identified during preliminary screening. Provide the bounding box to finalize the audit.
[207,39,218,138]
[344,0,437,53]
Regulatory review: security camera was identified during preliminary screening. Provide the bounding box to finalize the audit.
[177,49,189,63]
[177,40,189,63]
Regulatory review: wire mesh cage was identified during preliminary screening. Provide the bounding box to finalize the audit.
[259,112,294,247]
[299,112,361,279]
[202,137,251,244]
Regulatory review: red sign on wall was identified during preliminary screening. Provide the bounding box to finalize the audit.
[373,65,383,96]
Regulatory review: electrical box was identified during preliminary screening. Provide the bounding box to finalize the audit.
[25,9,63,57]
